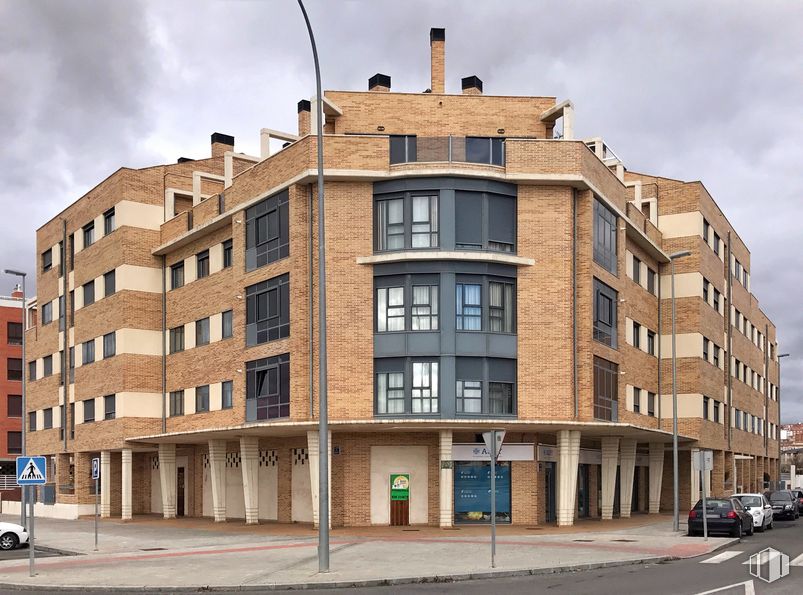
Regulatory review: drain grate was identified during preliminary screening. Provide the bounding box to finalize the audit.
[573,539,594,542]
[402,529,420,532]
[140,547,167,551]
[526,527,543,531]
[611,539,636,543]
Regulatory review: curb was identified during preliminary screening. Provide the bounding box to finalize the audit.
[0,556,676,592]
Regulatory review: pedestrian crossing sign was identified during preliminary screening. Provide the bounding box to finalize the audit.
[16,456,47,485]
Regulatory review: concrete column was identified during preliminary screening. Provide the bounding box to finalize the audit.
[618,439,637,519]
[208,440,227,522]
[439,430,453,528]
[600,437,619,520]
[158,443,177,519]
[121,449,132,520]
[100,450,111,518]
[557,430,581,526]
[648,443,664,514]
[240,436,259,525]
[307,430,331,529]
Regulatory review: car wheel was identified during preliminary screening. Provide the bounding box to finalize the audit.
[768,520,773,530]
[687,529,697,537]
[747,520,754,536]
[0,533,19,551]
[732,523,742,539]
[757,519,765,532]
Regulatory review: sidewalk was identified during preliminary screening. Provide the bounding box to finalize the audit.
[0,514,734,591]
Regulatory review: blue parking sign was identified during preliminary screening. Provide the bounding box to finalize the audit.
[16,456,47,485]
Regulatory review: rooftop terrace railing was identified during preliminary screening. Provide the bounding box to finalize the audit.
[389,136,505,166]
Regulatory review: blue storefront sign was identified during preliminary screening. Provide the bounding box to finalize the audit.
[454,461,511,523]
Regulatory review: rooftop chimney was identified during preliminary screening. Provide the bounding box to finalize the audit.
[369,73,391,92]
[211,132,234,158]
[298,99,311,136]
[461,75,483,95]
[430,28,445,94]
[11,284,23,299]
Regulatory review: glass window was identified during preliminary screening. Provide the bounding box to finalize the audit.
[7,322,22,345]
[632,256,641,284]
[69,290,74,327]
[593,198,617,275]
[169,390,184,416]
[411,361,438,413]
[103,332,116,358]
[58,295,65,331]
[43,407,53,429]
[389,135,417,164]
[246,273,290,345]
[411,285,438,330]
[42,301,52,325]
[703,279,709,303]
[84,399,95,422]
[245,190,289,271]
[7,432,21,454]
[465,136,505,165]
[223,239,233,268]
[593,279,617,348]
[647,268,656,294]
[456,283,482,331]
[28,411,36,432]
[195,385,209,413]
[703,218,710,243]
[713,400,720,423]
[411,195,439,248]
[713,288,720,311]
[647,330,656,356]
[648,392,655,417]
[377,372,405,414]
[376,198,405,251]
[489,382,513,414]
[42,249,52,272]
[69,347,74,384]
[246,353,290,421]
[633,387,641,413]
[103,207,115,235]
[104,270,115,297]
[222,381,233,409]
[82,340,95,364]
[28,360,36,381]
[703,337,709,361]
[593,357,618,421]
[169,326,184,354]
[489,281,514,333]
[83,281,95,306]
[632,321,641,349]
[69,234,74,271]
[104,395,115,420]
[171,262,184,290]
[195,317,210,346]
[196,250,209,279]
[7,395,22,417]
[703,396,709,420]
[713,232,720,256]
[377,286,405,332]
[456,380,482,413]
[7,357,21,382]
[222,310,233,339]
[83,221,95,247]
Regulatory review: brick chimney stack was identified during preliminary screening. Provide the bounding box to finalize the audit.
[11,284,23,299]
[210,132,234,158]
[369,73,391,92]
[430,28,445,94]
[298,100,311,136]
[461,75,483,95]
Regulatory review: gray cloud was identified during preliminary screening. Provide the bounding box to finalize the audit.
[1,0,801,420]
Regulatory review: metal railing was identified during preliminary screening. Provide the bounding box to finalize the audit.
[0,475,17,491]
[390,136,505,166]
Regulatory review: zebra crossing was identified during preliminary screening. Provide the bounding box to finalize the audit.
[699,550,803,566]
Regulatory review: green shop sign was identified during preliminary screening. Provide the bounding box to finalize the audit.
[390,474,410,501]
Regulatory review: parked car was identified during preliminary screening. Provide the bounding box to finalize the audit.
[790,489,803,514]
[0,522,29,551]
[768,490,799,520]
[688,497,754,538]
[732,493,773,532]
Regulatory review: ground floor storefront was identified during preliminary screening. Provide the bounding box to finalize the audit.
[12,426,779,527]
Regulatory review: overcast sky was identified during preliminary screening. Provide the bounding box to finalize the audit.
[1,0,801,421]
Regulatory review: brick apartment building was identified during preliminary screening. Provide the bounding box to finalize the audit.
[0,286,24,501]
[20,29,782,527]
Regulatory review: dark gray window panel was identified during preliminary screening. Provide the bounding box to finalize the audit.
[103,332,116,358]
[83,281,95,306]
[43,355,52,377]
[104,395,115,420]
[245,353,290,421]
[455,190,517,253]
[83,399,95,422]
[222,381,233,409]
[374,259,516,278]
[169,326,184,353]
[375,193,439,251]
[223,239,233,268]
[245,189,289,272]
[374,357,440,416]
[171,262,184,290]
[389,135,417,164]
[246,273,290,346]
[593,197,618,275]
[104,270,116,297]
[593,356,618,421]
[222,310,233,339]
[82,340,95,364]
[593,278,618,349]
[169,390,184,416]
[375,273,440,333]
[43,408,53,429]
[455,191,483,248]
[374,176,515,198]
[196,318,210,346]
[195,385,210,412]
[196,250,209,279]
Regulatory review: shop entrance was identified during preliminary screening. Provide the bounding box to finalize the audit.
[177,466,186,517]
[577,464,590,518]
[390,474,410,526]
[454,461,511,524]
[544,461,556,523]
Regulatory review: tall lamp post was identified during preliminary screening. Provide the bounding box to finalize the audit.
[668,250,690,532]
[778,353,790,488]
[297,0,330,572]
[4,269,27,528]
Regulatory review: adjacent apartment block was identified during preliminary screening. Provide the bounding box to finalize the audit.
[21,29,781,526]
[0,286,24,500]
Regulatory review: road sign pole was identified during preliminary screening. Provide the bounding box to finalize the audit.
[28,486,34,577]
[701,452,708,541]
[94,477,99,551]
[490,429,496,569]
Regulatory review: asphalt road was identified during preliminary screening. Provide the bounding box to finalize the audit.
[0,545,61,562]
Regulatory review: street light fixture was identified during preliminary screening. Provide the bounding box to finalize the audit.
[4,269,27,528]
[296,0,330,573]
[668,250,690,532]
[778,353,790,488]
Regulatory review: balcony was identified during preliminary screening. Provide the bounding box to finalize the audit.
[389,136,505,167]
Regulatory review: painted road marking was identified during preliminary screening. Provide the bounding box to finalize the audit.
[701,550,743,564]
[740,549,787,564]
[790,553,803,567]
[695,580,754,595]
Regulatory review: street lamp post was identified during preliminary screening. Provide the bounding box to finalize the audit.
[4,269,27,528]
[668,250,690,532]
[297,0,330,573]
[778,353,790,488]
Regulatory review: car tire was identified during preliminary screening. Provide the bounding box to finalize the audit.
[747,521,754,536]
[757,520,765,532]
[732,523,742,539]
[768,520,773,530]
[687,529,697,537]
[0,533,19,551]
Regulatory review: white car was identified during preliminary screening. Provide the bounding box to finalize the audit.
[732,493,773,532]
[0,522,29,550]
